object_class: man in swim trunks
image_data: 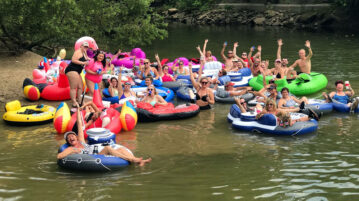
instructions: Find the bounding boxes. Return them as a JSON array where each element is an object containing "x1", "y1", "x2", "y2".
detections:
[
  {"x1": 221, "y1": 42, "x2": 235, "y2": 70},
  {"x1": 288, "y1": 40, "x2": 313, "y2": 74}
]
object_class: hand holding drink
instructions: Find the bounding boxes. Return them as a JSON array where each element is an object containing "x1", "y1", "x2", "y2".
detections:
[{"x1": 345, "y1": 81, "x2": 350, "y2": 89}]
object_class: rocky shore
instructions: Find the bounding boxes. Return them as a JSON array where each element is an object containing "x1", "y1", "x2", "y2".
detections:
[{"x1": 163, "y1": 7, "x2": 339, "y2": 28}]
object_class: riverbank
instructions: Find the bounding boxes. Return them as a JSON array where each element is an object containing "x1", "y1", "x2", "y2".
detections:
[
  {"x1": 0, "y1": 51, "x2": 58, "y2": 112},
  {"x1": 162, "y1": 4, "x2": 347, "y2": 29}
]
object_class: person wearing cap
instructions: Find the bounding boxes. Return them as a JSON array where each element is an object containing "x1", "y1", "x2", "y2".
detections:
[
  {"x1": 155, "y1": 54, "x2": 175, "y2": 82},
  {"x1": 323, "y1": 80, "x2": 358, "y2": 111},
  {"x1": 215, "y1": 81, "x2": 251, "y2": 98},
  {"x1": 288, "y1": 40, "x2": 313, "y2": 74},
  {"x1": 65, "y1": 41, "x2": 90, "y2": 111},
  {"x1": 57, "y1": 105, "x2": 151, "y2": 166},
  {"x1": 138, "y1": 59, "x2": 159, "y2": 80}
]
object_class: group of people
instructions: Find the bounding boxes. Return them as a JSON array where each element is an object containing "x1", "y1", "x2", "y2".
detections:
[{"x1": 61, "y1": 39, "x2": 358, "y2": 166}]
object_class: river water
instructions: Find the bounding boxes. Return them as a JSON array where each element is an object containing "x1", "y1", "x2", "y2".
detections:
[{"x1": 1, "y1": 24, "x2": 359, "y2": 200}]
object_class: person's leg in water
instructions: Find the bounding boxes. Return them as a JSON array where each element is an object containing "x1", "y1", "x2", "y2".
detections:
[
  {"x1": 66, "y1": 71, "x2": 80, "y2": 107},
  {"x1": 99, "y1": 146, "x2": 152, "y2": 166}
]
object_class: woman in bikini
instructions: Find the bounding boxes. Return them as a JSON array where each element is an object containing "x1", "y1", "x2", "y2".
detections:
[
  {"x1": 141, "y1": 85, "x2": 167, "y2": 107},
  {"x1": 173, "y1": 60, "x2": 189, "y2": 79},
  {"x1": 189, "y1": 62, "x2": 215, "y2": 110}
]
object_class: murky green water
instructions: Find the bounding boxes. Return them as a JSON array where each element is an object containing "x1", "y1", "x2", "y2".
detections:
[{"x1": 1, "y1": 24, "x2": 359, "y2": 200}]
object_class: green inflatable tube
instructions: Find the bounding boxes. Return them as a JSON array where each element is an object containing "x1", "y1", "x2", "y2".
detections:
[{"x1": 249, "y1": 72, "x2": 328, "y2": 96}]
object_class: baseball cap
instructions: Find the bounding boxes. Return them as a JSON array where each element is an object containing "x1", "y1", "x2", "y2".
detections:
[
  {"x1": 275, "y1": 59, "x2": 281, "y2": 63},
  {"x1": 64, "y1": 131, "x2": 77, "y2": 140},
  {"x1": 82, "y1": 42, "x2": 89, "y2": 47},
  {"x1": 268, "y1": 85, "x2": 276, "y2": 90},
  {"x1": 225, "y1": 81, "x2": 235, "y2": 86}
]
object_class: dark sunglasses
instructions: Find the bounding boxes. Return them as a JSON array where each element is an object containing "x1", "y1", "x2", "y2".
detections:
[
  {"x1": 144, "y1": 62, "x2": 149, "y2": 64},
  {"x1": 147, "y1": 88, "x2": 154, "y2": 91},
  {"x1": 124, "y1": 83, "x2": 131, "y2": 85},
  {"x1": 179, "y1": 63, "x2": 183, "y2": 65},
  {"x1": 268, "y1": 103, "x2": 274, "y2": 106},
  {"x1": 201, "y1": 82, "x2": 208, "y2": 84},
  {"x1": 240, "y1": 102, "x2": 245, "y2": 105}
]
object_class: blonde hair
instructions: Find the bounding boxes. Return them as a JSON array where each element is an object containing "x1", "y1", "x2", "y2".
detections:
[{"x1": 265, "y1": 99, "x2": 277, "y2": 110}]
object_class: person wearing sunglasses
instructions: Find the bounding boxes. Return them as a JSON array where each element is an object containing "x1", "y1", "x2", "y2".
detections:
[
  {"x1": 58, "y1": 103, "x2": 152, "y2": 166},
  {"x1": 141, "y1": 85, "x2": 167, "y2": 107},
  {"x1": 189, "y1": 62, "x2": 215, "y2": 110},
  {"x1": 138, "y1": 59, "x2": 159, "y2": 80},
  {"x1": 248, "y1": 46, "x2": 262, "y2": 76},
  {"x1": 256, "y1": 99, "x2": 318, "y2": 127},
  {"x1": 173, "y1": 60, "x2": 189, "y2": 78},
  {"x1": 276, "y1": 39, "x2": 297, "y2": 79},
  {"x1": 211, "y1": 69, "x2": 231, "y2": 85},
  {"x1": 117, "y1": 67, "x2": 136, "y2": 102},
  {"x1": 85, "y1": 50, "x2": 106, "y2": 97},
  {"x1": 65, "y1": 41, "x2": 90, "y2": 111},
  {"x1": 155, "y1": 54, "x2": 175, "y2": 82},
  {"x1": 221, "y1": 42, "x2": 237, "y2": 70}
]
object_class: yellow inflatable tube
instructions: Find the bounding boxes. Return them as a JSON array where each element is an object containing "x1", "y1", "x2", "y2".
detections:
[{"x1": 3, "y1": 100, "x2": 56, "y2": 126}]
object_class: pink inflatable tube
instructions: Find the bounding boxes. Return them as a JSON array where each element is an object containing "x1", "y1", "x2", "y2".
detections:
[
  {"x1": 74, "y1": 36, "x2": 98, "y2": 50},
  {"x1": 112, "y1": 57, "x2": 141, "y2": 68},
  {"x1": 130, "y1": 48, "x2": 146, "y2": 59}
]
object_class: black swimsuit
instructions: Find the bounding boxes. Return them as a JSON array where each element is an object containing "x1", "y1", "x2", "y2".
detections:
[
  {"x1": 195, "y1": 93, "x2": 211, "y2": 110},
  {"x1": 65, "y1": 55, "x2": 87, "y2": 74}
]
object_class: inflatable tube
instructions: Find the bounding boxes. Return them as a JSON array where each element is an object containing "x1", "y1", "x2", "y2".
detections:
[
  {"x1": 23, "y1": 85, "x2": 40, "y2": 101},
  {"x1": 136, "y1": 102, "x2": 200, "y2": 122},
  {"x1": 228, "y1": 105, "x2": 318, "y2": 136},
  {"x1": 3, "y1": 100, "x2": 55, "y2": 126},
  {"x1": 74, "y1": 36, "x2": 98, "y2": 50},
  {"x1": 228, "y1": 68, "x2": 252, "y2": 81},
  {"x1": 215, "y1": 92, "x2": 254, "y2": 104},
  {"x1": 102, "y1": 88, "x2": 119, "y2": 104},
  {"x1": 332, "y1": 99, "x2": 359, "y2": 113},
  {"x1": 87, "y1": 128, "x2": 116, "y2": 145},
  {"x1": 112, "y1": 57, "x2": 141, "y2": 68},
  {"x1": 130, "y1": 48, "x2": 146, "y2": 59},
  {"x1": 161, "y1": 79, "x2": 188, "y2": 91},
  {"x1": 134, "y1": 79, "x2": 163, "y2": 87},
  {"x1": 54, "y1": 102, "x2": 71, "y2": 134},
  {"x1": 40, "y1": 62, "x2": 70, "y2": 101},
  {"x1": 306, "y1": 99, "x2": 333, "y2": 115},
  {"x1": 249, "y1": 72, "x2": 328, "y2": 96},
  {"x1": 176, "y1": 86, "x2": 192, "y2": 101},
  {"x1": 57, "y1": 143, "x2": 130, "y2": 172}
]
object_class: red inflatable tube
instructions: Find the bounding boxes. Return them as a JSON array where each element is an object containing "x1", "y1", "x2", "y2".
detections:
[{"x1": 40, "y1": 62, "x2": 70, "y2": 101}]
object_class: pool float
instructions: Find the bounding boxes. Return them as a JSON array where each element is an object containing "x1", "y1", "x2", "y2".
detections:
[
  {"x1": 227, "y1": 104, "x2": 318, "y2": 136},
  {"x1": 134, "y1": 78, "x2": 163, "y2": 87},
  {"x1": 57, "y1": 128, "x2": 130, "y2": 172},
  {"x1": 23, "y1": 85, "x2": 40, "y2": 101},
  {"x1": 214, "y1": 90, "x2": 254, "y2": 103},
  {"x1": 130, "y1": 48, "x2": 146, "y2": 58},
  {"x1": 120, "y1": 101, "x2": 138, "y2": 131},
  {"x1": 228, "y1": 67, "x2": 253, "y2": 82},
  {"x1": 161, "y1": 79, "x2": 189, "y2": 92},
  {"x1": 136, "y1": 102, "x2": 200, "y2": 122},
  {"x1": 202, "y1": 61, "x2": 223, "y2": 77},
  {"x1": 176, "y1": 86, "x2": 192, "y2": 101},
  {"x1": 249, "y1": 72, "x2": 328, "y2": 96},
  {"x1": 53, "y1": 102, "x2": 71, "y2": 134},
  {"x1": 131, "y1": 86, "x2": 174, "y2": 102},
  {"x1": 74, "y1": 36, "x2": 98, "y2": 50},
  {"x1": 332, "y1": 99, "x2": 359, "y2": 113},
  {"x1": 3, "y1": 100, "x2": 55, "y2": 126},
  {"x1": 112, "y1": 57, "x2": 141, "y2": 68}
]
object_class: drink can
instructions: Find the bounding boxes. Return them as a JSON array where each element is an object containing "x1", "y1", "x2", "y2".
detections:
[{"x1": 345, "y1": 81, "x2": 350, "y2": 89}]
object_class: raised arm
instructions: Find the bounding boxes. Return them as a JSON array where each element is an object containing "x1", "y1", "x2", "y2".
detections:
[
  {"x1": 233, "y1": 42, "x2": 238, "y2": 57},
  {"x1": 305, "y1": 40, "x2": 313, "y2": 59},
  {"x1": 155, "y1": 54, "x2": 163, "y2": 77},
  {"x1": 248, "y1": 46, "x2": 254, "y2": 72},
  {"x1": 189, "y1": 63, "x2": 199, "y2": 90},
  {"x1": 202, "y1": 39, "x2": 208, "y2": 56},
  {"x1": 196, "y1": 45, "x2": 205, "y2": 57},
  {"x1": 76, "y1": 106, "x2": 85, "y2": 143},
  {"x1": 118, "y1": 68, "x2": 124, "y2": 97},
  {"x1": 221, "y1": 42, "x2": 227, "y2": 61},
  {"x1": 256, "y1": 45, "x2": 262, "y2": 62},
  {"x1": 277, "y1": 39, "x2": 282, "y2": 59},
  {"x1": 112, "y1": 49, "x2": 121, "y2": 61}
]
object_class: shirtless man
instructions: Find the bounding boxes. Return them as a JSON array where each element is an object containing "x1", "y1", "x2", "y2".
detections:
[
  {"x1": 221, "y1": 42, "x2": 235, "y2": 71},
  {"x1": 288, "y1": 40, "x2": 313, "y2": 74},
  {"x1": 277, "y1": 39, "x2": 297, "y2": 79}
]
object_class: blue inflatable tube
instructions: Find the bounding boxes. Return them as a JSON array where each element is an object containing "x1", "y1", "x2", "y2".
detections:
[
  {"x1": 228, "y1": 68, "x2": 252, "y2": 81},
  {"x1": 57, "y1": 144, "x2": 130, "y2": 172},
  {"x1": 176, "y1": 86, "x2": 192, "y2": 101},
  {"x1": 102, "y1": 88, "x2": 119, "y2": 104},
  {"x1": 134, "y1": 79, "x2": 163, "y2": 87},
  {"x1": 332, "y1": 99, "x2": 359, "y2": 113},
  {"x1": 306, "y1": 99, "x2": 333, "y2": 115}
]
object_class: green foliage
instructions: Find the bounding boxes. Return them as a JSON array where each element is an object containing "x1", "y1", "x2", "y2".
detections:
[
  {"x1": 0, "y1": 0, "x2": 167, "y2": 54},
  {"x1": 152, "y1": 0, "x2": 218, "y2": 12}
]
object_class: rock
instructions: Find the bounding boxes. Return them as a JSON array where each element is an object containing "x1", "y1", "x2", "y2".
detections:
[
  {"x1": 297, "y1": 12, "x2": 317, "y2": 24},
  {"x1": 265, "y1": 10, "x2": 278, "y2": 17},
  {"x1": 168, "y1": 8, "x2": 178, "y2": 15},
  {"x1": 253, "y1": 17, "x2": 266, "y2": 25}
]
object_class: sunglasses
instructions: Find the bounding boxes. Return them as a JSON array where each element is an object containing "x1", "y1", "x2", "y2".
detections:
[
  {"x1": 179, "y1": 63, "x2": 183, "y2": 65},
  {"x1": 268, "y1": 104, "x2": 274, "y2": 106},
  {"x1": 144, "y1": 62, "x2": 149, "y2": 64},
  {"x1": 242, "y1": 54, "x2": 247, "y2": 56},
  {"x1": 147, "y1": 88, "x2": 154, "y2": 91},
  {"x1": 240, "y1": 102, "x2": 245, "y2": 105},
  {"x1": 201, "y1": 82, "x2": 208, "y2": 84},
  {"x1": 124, "y1": 83, "x2": 131, "y2": 85}
]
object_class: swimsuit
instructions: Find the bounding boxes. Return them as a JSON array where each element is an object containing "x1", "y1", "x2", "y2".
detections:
[
  {"x1": 284, "y1": 98, "x2": 296, "y2": 107},
  {"x1": 175, "y1": 69, "x2": 187, "y2": 76},
  {"x1": 195, "y1": 92, "x2": 211, "y2": 110},
  {"x1": 162, "y1": 74, "x2": 173, "y2": 82},
  {"x1": 333, "y1": 93, "x2": 349, "y2": 104},
  {"x1": 150, "y1": 100, "x2": 156, "y2": 106},
  {"x1": 65, "y1": 55, "x2": 86, "y2": 74}
]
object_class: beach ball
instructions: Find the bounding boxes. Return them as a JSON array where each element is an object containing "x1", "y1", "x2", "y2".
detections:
[
  {"x1": 120, "y1": 101, "x2": 138, "y2": 131},
  {"x1": 54, "y1": 102, "x2": 71, "y2": 134},
  {"x1": 59, "y1": 49, "x2": 66, "y2": 59},
  {"x1": 23, "y1": 85, "x2": 40, "y2": 101}
]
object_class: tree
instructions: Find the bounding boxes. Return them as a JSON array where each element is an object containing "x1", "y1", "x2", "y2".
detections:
[{"x1": 0, "y1": 0, "x2": 167, "y2": 55}]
